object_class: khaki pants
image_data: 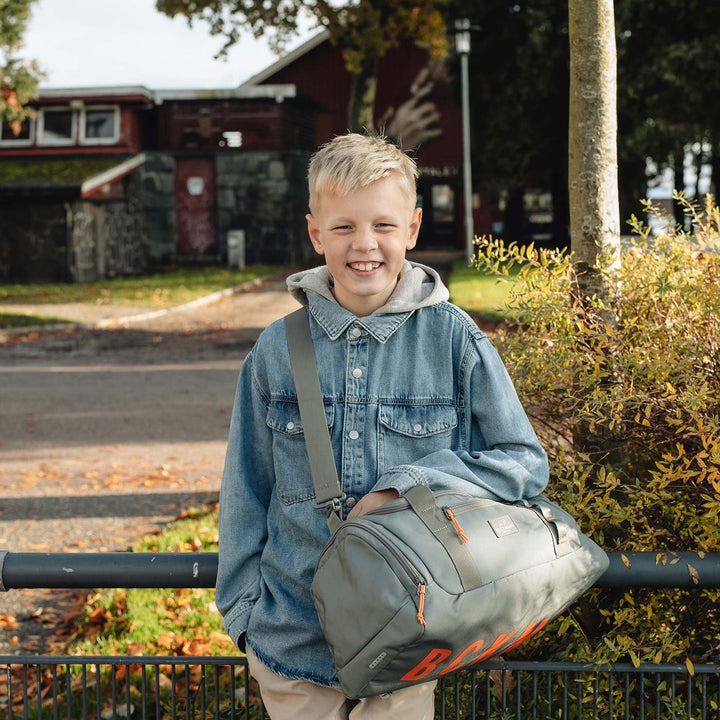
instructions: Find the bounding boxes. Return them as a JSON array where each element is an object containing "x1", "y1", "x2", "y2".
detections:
[{"x1": 246, "y1": 646, "x2": 436, "y2": 720}]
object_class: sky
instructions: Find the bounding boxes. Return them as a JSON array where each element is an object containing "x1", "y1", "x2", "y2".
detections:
[{"x1": 23, "y1": 0, "x2": 317, "y2": 89}]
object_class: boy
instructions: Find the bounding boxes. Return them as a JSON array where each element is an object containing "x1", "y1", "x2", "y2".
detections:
[{"x1": 216, "y1": 133, "x2": 549, "y2": 719}]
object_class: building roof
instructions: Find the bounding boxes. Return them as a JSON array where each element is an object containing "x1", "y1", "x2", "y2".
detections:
[
  {"x1": 34, "y1": 85, "x2": 297, "y2": 105},
  {"x1": 240, "y1": 30, "x2": 330, "y2": 87},
  {"x1": 37, "y1": 87, "x2": 154, "y2": 103},
  {"x1": 153, "y1": 85, "x2": 297, "y2": 103},
  {"x1": 0, "y1": 154, "x2": 145, "y2": 197}
]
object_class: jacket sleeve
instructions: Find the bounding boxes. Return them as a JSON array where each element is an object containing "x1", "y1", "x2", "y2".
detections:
[
  {"x1": 215, "y1": 349, "x2": 274, "y2": 649},
  {"x1": 373, "y1": 335, "x2": 549, "y2": 502}
]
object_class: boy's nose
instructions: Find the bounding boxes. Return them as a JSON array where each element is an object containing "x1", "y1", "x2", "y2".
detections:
[{"x1": 352, "y1": 228, "x2": 378, "y2": 252}]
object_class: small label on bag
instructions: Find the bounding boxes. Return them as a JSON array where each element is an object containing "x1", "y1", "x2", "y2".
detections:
[
  {"x1": 369, "y1": 651, "x2": 387, "y2": 669},
  {"x1": 489, "y1": 515, "x2": 518, "y2": 538}
]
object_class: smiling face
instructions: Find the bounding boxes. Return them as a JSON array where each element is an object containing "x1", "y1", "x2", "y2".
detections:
[{"x1": 306, "y1": 175, "x2": 422, "y2": 317}]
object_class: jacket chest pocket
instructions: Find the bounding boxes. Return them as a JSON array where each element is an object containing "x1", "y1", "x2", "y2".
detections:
[
  {"x1": 378, "y1": 404, "x2": 458, "y2": 475},
  {"x1": 266, "y1": 401, "x2": 335, "y2": 505}
]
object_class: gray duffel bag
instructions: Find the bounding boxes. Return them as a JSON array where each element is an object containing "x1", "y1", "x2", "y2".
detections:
[
  {"x1": 285, "y1": 308, "x2": 609, "y2": 699},
  {"x1": 312, "y1": 484, "x2": 609, "y2": 698}
]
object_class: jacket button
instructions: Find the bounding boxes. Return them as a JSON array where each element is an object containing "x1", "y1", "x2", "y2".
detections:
[
  {"x1": 352, "y1": 368, "x2": 362, "y2": 378},
  {"x1": 286, "y1": 422, "x2": 295, "y2": 431},
  {"x1": 346, "y1": 497, "x2": 357, "y2": 508},
  {"x1": 348, "y1": 430, "x2": 359, "y2": 440},
  {"x1": 413, "y1": 423, "x2": 423, "y2": 433}
]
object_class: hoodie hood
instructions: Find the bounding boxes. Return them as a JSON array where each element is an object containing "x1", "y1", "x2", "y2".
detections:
[{"x1": 286, "y1": 260, "x2": 449, "y2": 315}]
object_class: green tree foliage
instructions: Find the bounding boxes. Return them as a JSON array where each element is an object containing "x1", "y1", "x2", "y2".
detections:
[
  {"x1": 474, "y1": 196, "x2": 720, "y2": 668},
  {"x1": 616, "y1": 1, "x2": 720, "y2": 224},
  {"x1": 450, "y1": 0, "x2": 720, "y2": 235},
  {"x1": 0, "y1": 0, "x2": 42, "y2": 129},
  {"x1": 446, "y1": 0, "x2": 571, "y2": 245},
  {"x1": 155, "y1": 0, "x2": 449, "y2": 132}
]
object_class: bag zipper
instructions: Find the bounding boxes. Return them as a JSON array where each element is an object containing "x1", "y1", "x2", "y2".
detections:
[
  {"x1": 366, "y1": 492, "x2": 497, "y2": 517},
  {"x1": 341, "y1": 520, "x2": 427, "y2": 625}
]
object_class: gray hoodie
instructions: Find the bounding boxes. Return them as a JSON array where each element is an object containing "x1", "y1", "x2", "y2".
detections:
[{"x1": 286, "y1": 260, "x2": 450, "y2": 315}]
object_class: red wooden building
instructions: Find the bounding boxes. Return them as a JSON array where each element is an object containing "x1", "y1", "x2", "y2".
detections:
[{"x1": 0, "y1": 31, "x2": 476, "y2": 282}]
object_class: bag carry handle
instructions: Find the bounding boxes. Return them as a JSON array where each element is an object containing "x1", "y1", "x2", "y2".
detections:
[
  {"x1": 285, "y1": 308, "x2": 484, "y2": 588},
  {"x1": 404, "y1": 484, "x2": 483, "y2": 590}
]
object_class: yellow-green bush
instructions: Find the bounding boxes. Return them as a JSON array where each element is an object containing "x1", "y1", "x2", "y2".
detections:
[{"x1": 474, "y1": 197, "x2": 720, "y2": 666}]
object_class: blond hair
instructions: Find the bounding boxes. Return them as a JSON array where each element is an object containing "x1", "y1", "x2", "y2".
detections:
[{"x1": 307, "y1": 133, "x2": 418, "y2": 215}]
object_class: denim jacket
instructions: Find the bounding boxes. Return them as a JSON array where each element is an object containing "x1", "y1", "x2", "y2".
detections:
[{"x1": 215, "y1": 261, "x2": 549, "y2": 687}]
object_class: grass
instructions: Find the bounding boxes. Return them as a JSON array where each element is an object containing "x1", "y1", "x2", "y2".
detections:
[
  {"x1": 0, "y1": 265, "x2": 283, "y2": 308},
  {"x1": 0, "y1": 312, "x2": 75, "y2": 329},
  {"x1": 68, "y1": 504, "x2": 235, "y2": 658},
  {"x1": 447, "y1": 258, "x2": 516, "y2": 320}
]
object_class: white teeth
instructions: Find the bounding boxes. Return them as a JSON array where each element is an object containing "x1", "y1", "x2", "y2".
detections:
[{"x1": 350, "y1": 262, "x2": 381, "y2": 271}]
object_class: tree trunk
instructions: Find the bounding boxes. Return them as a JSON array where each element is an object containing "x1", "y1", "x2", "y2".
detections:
[
  {"x1": 568, "y1": 0, "x2": 621, "y2": 320},
  {"x1": 346, "y1": 47, "x2": 378, "y2": 133},
  {"x1": 568, "y1": 0, "x2": 624, "y2": 470},
  {"x1": 673, "y1": 147, "x2": 687, "y2": 230}
]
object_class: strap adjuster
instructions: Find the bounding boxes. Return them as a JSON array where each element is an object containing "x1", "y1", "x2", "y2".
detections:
[{"x1": 314, "y1": 494, "x2": 346, "y2": 514}]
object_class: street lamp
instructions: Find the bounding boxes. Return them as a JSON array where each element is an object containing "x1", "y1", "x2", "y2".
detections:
[{"x1": 455, "y1": 18, "x2": 474, "y2": 266}]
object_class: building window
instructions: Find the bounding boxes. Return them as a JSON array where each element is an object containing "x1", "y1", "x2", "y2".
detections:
[
  {"x1": 38, "y1": 107, "x2": 76, "y2": 145},
  {"x1": 0, "y1": 116, "x2": 34, "y2": 146},
  {"x1": 81, "y1": 106, "x2": 119, "y2": 144}
]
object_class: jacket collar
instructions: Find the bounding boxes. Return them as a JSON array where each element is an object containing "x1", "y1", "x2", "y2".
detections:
[
  {"x1": 286, "y1": 260, "x2": 449, "y2": 343},
  {"x1": 307, "y1": 292, "x2": 412, "y2": 343}
]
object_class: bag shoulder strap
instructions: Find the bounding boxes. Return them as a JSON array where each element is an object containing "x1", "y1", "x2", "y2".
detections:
[{"x1": 285, "y1": 308, "x2": 343, "y2": 532}]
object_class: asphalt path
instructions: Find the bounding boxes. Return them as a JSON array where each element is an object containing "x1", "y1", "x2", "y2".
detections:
[
  {"x1": 0, "y1": 276, "x2": 300, "y2": 654},
  {"x1": 0, "y1": 252, "x2": 458, "y2": 655}
]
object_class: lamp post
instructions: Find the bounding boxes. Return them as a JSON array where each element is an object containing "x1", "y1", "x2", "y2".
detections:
[{"x1": 455, "y1": 18, "x2": 474, "y2": 266}]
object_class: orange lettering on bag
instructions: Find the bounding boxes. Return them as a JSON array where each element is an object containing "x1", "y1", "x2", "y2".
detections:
[
  {"x1": 501, "y1": 617, "x2": 551, "y2": 654},
  {"x1": 400, "y1": 648, "x2": 453, "y2": 682},
  {"x1": 469, "y1": 630, "x2": 519, "y2": 665},
  {"x1": 400, "y1": 617, "x2": 554, "y2": 682},
  {"x1": 439, "y1": 640, "x2": 485, "y2": 675}
]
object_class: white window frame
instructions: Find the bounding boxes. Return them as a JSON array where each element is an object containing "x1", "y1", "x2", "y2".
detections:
[
  {"x1": 80, "y1": 105, "x2": 120, "y2": 146},
  {"x1": 37, "y1": 106, "x2": 77, "y2": 146},
  {"x1": 0, "y1": 116, "x2": 35, "y2": 146}
]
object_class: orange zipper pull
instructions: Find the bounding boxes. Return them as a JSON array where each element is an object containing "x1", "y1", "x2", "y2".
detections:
[
  {"x1": 416, "y1": 584, "x2": 427, "y2": 626},
  {"x1": 444, "y1": 507, "x2": 470, "y2": 543}
]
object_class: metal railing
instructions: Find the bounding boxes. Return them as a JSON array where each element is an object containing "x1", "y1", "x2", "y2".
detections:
[
  {"x1": 3, "y1": 550, "x2": 720, "y2": 590},
  {"x1": 4, "y1": 655, "x2": 720, "y2": 719},
  {"x1": 2, "y1": 551, "x2": 720, "y2": 719}
]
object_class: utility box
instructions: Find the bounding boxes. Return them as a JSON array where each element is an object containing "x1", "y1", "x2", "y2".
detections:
[{"x1": 227, "y1": 229, "x2": 246, "y2": 269}]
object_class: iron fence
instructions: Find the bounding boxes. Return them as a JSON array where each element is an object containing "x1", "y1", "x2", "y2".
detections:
[
  {"x1": 3, "y1": 656, "x2": 720, "y2": 720},
  {"x1": 2, "y1": 551, "x2": 720, "y2": 719}
]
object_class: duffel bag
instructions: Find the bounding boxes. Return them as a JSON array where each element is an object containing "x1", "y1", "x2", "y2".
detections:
[{"x1": 311, "y1": 484, "x2": 608, "y2": 698}]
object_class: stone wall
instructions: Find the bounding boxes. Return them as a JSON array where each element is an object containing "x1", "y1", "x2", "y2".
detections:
[
  {"x1": 139, "y1": 153, "x2": 176, "y2": 266},
  {"x1": 0, "y1": 149, "x2": 315, "y2": 283},
  {"x1": 69, "y1": 173, "x2": 148, "y2": 282},
  {"x1": 216, "y1": 150, "x2": 314, "y2": 267}
]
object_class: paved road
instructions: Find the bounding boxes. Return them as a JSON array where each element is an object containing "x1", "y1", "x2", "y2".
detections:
[
  {"x1": 0, "y1": 252, "x2": 459, "y2": 655},
  {"x1": 0, "y1": 276, "x2": 301, "y2": 654}
]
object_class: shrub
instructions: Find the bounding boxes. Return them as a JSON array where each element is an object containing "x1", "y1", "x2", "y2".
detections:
[{"x1": 473, "y1": 195, "x2": 720, "y2": 667}]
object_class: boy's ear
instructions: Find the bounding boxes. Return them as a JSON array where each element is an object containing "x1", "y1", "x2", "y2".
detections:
[
  {"x1": 306, "y1": 214, "x2": 325, "y2": 255},
  {"x1": 406, "y1": 207, "x2": 422, "y2": 250}
]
